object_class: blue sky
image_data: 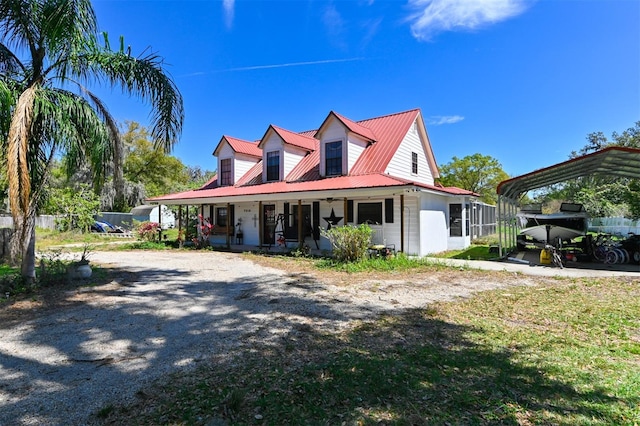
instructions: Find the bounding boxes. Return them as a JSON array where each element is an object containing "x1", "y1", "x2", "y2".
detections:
[{"x1": 92, "y1": 0, "x2": 639, "y2": 178}]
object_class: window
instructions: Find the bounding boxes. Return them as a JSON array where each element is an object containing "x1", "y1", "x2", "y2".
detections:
[
  {"x1": 220, "y1": 158, "x2": 232, "y2": 186},
  {"x1": 216, "y1": 207, "x2": 228, "y2": 228},
  {"x1": 411, "y1": 152, "x2": 418, "y2": 174},
  {"x1": 266, "y1": 151, "x2": 280, "y2": 181},
  {"x1": 357, "y1": 202, "x2": 382, "y2": 225},
  {"x1": 325, "y1": 141, "x2": 342, "y2": 176},
  {"x1": 449, "y1": 204, "x2": 462, "y2": 237}
]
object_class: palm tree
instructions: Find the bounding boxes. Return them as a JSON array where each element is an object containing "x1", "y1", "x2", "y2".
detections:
[{"x1": 0, "y1": 0, "x2": 184, "y2": 280}]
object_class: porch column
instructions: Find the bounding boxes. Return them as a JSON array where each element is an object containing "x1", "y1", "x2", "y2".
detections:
[
  {"x1": 158, "y1": 205, "x2": 163, "y2": 241},
  {"x1": 258, "y1": 201, "x2": 263, "y2": 247},
  {"x1": 178, "y1": 205, "x2": 183, "y2": 248},
  {"x1": 343, "y1": 197, "x2": 348, "y2": 225},
  {"x1": 226, "y1": 202, "x2": 231, "y2": 249},
  {"x1": 400, "y1": 194, "x2": 405, "y2": 253},
  {"x1": 297, "y1": 199, "x2": 303, "y2": 247}
]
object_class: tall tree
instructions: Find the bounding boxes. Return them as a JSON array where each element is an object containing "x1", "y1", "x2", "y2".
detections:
[
  {"x1": 535, "y1": 122, "x2": 640, "y2": 218},
  {"x1": 437, "y1": 153, "x2": 509, "y2": 204},
  {"x1": 121, "y1": 121, "x2": 192, "y2": 199},
  {"x1": 0, "y1": 0, "x2": 184, "y2": 280}
]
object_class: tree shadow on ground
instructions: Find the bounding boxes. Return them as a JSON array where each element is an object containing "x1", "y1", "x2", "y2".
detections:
[
  {"x1": 101, "y1": 309, "x2": 633, "y2": 425},
  {"x1": 0, "y1": 261, "x2": 373, "y2": 425}
]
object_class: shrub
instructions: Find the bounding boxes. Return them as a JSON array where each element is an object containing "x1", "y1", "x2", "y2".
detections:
[
  {"x1": 322, "y1": 224, "x2": 372, "y2": 262},
  {"x1": 137, "y1": 221, "x2": 160, "y2": 241}
]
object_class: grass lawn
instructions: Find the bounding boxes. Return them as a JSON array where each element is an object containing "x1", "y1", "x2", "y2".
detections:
[{"x1": 100, "y1": 274, "x2": 640, "y2": 425}]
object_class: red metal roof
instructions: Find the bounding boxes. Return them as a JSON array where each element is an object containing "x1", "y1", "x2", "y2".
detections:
[
  {"x1": 315, "y1": 111, "x2": 377, "y2": 142},
  {"x1": 350, "y1": 109, "x2": 421, "y2": 175},
  {"x1": 235, "y1": 160, "x2": 264, "y2": 187},
  {"x1": 151, "y1": 172, "x2": 474, "y2": 203},
  {"x1": 213, "y1": 135, "x2": 262, "y2": 158},
  {"x1": 258, "y1": 125, "x2": 317, "y2": 152},
  {"x1": 149, "y1": 108, "x2": 473, "y2": 204}
]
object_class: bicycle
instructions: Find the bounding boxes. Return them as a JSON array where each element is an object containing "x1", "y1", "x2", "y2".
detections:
[{"x1": 544, "y1": 244, "x2": 565, "y2": 268}]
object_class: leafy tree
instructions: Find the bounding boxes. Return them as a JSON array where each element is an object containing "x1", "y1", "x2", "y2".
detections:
[
  {"x1": 43, "y1": 184, "x2": 100, "y2": 232},
  {"x1": 437, "y1": 153, "x2": 508, "y2": 204},
  {"x1": 122, "y1": 122, "x2": 191, "y2": 199},
  {"x1": 536, "y1": 122, "x2": 640, "y2": 219},
  {"x1": 0, "y1": 0, "x2": 184, "y2": 280}
]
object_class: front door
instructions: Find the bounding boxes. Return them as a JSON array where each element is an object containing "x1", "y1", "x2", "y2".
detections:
[{"x1": 263, "y1": 204, "x2": 276, "y2": 244}]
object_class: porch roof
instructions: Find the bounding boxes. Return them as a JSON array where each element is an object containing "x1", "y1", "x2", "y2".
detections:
[{"x1": 149, "y1": 173, "x2": 476, "y2": 205}]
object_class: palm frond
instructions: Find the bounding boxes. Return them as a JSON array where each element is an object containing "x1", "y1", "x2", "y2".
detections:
[
  {"x1": 0, "y1": 41, "x2": 25, "y2": 77},
  {"x1": 0, "y1": 0, "x2": 40, "y2": 54},
  {"x1": 7, "y1": 84, "x2": 36, "y2": 217},
  {"x1": 33, "y1": 87, "x2": 111, "y2": 187},
  {"x1": 80, "y1": 43, "x2": 184, "y2": 152}
]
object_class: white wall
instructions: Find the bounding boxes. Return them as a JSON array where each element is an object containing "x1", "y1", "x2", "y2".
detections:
[
  {"x1": 385, "y1": 119, "x2": 434, "y2": 185},
  {"x1": 234, "y1": 154, "x2": 259, "y2": 184},
  {"x1": 261, "y1": 133, "x2": 283, "y2": 182},
  {"x1": 283, "y1": 145, "x2": 307, "y2": 179},
  {"x1": 317, "y1": 117, "x2": 347, "y2": 177},
  {"x1": 346, "y1": 134, "x2": 368, "y2": 173},
  {"x1": 420, "y1": 210, "x2": 449, "y2": 255}
]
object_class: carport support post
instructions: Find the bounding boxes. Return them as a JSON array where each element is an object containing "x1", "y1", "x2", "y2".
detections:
[{"x1": 497, "y1": 195, "x2": 503, "y2": 257}]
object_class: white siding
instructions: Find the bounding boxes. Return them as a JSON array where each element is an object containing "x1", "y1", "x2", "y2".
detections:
[
  {"x1": 283, "y1": 145, "x2": 307, "y2": 179},
  {"x1": 216, "y1": 143, "x2": 234, "y2": 159},
  {"x1": 385, "y1": 119, "x2": 434, "y2": 185},
  {"x1": 318, "y1": 117, "x2": 347, "y2": 177},
  {"x1": 420, "y1": 210, "x2": 448, "y2": 255},
  {"x1": 234, "y1": 154, "x2": 259, "y2": 183},
  {"x1": 215, "y1": 143, "x2": 259, "y2": 186},
  {"x1": 261, "y1": 133, "x2": 283, "y2": 182},
  {"x1": 347, "y1": 134, "x2": 367, "y2": 173}
]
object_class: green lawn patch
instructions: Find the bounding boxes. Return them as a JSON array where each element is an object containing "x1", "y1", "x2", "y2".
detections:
[{"x1": 98, "y1": 277, "x2": 640, "y2": 425}]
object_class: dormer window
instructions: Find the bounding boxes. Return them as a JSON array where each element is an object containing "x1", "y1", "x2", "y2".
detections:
[
  {"x1": 220, "y1": 158, "x2": 232, "y2": 186},
  {"x1": 325, "y1": 141, "x2": 342, "y2": 176},
  {"x1": 266, "y1": 151, "x2": 280, "y2": 181}
]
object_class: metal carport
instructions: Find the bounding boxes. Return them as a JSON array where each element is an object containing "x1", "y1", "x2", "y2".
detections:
[{"x1": 495, "y1": 147, "x2": 640, "y2": 256}]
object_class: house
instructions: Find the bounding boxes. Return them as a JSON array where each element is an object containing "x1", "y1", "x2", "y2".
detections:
[{"x1": 149, "y1": 108, "x2": 496, "y2": 255}]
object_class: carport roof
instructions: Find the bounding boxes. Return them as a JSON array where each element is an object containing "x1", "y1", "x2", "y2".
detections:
[{"x1": 497, "y1": 147, "x2": 640, "y2": 200}]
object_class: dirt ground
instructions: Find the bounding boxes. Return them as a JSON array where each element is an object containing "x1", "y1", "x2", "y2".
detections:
[{"x1": 0, "y1": 250, "x2": 623, "y2": 425}]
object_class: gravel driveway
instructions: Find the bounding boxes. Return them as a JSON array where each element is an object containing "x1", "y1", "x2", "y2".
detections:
[{"x1": 0, "y1": 250, "x2": 538, "y2": 425}]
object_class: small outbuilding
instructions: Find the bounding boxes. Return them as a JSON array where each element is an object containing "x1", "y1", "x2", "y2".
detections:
[{"x1": 130, "y1": 204, "x2": 175, "y2": 229}]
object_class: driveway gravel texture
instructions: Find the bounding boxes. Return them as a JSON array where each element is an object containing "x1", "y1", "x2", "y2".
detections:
[{"x1": 0, "y1": 250, "x2": 547, "y2": 425}]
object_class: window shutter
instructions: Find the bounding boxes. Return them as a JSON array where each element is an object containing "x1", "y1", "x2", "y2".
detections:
[
  {"x1": 385, "y1": 198, "x2": 394, "y2": 223},
  {"x1": 347, "y1": 200, "x2": 354, "y2": 223}
]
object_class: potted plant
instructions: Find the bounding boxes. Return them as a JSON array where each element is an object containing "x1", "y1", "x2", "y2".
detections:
[{"x1": 68, "y1": 244, "x2": 93, "y2": 279}]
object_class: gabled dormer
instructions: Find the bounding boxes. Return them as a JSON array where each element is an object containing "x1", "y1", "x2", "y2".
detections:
[
  {"x1": 314, "y1": 111, "x2": 376, "y2": 178},
  {"x1": 212, "y1": 136, "x2": 262, "y2": 186},
  {"x1": 258, "y1": 125, "x2": 316, "y2": 182}
]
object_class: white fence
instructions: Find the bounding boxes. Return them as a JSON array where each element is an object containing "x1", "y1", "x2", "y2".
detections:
[
  {"x1": 0, "y1": 212, "x2": 134, "y2": 231},
  {"x1": 588, "y1": 217, "x2": 640, "y2": 236},
  {"x1": 0, "y1": 215, "x2": 58, "y2": 230}
]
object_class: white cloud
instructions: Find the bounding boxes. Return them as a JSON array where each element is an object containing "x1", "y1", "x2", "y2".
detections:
[
  {"x1": 223, "y1": 0, "x2": 235, "y2": 30},
  {"x1": 407, "y1": 0, "x2": 531, "y2": 41},
  {"x1": 426, "y1": 115, "x2": 465, "y2": 125},
  {"x1": 323, "y1": 3, "x2": 347, "y2": 49}
]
